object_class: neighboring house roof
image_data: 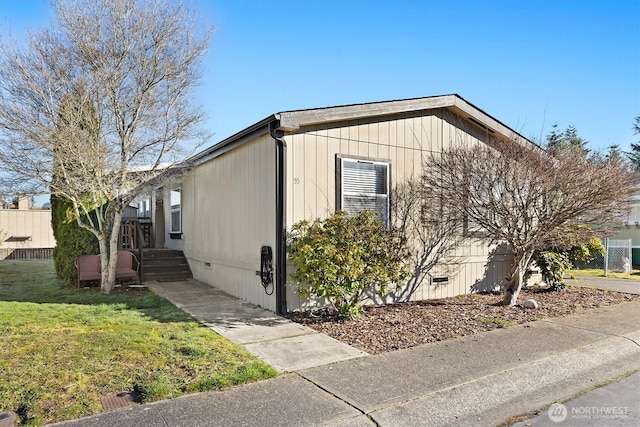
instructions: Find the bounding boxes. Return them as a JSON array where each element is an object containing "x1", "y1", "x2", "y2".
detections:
[{"x1": 188, "y1": 94, "x2": 537, "y2": 166}]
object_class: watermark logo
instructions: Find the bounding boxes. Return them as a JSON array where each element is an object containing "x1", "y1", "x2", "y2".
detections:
[
  {"x1": 548, "y1": 403, "x2": 568, "y2": 423},
  {"x1": 548, "y1": 403, "x2": 630, "y2": 423}
]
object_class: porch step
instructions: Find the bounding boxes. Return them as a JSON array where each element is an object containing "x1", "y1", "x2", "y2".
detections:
[{"x1": 141, "y1": 249, "x2": 192, "y2": 282}]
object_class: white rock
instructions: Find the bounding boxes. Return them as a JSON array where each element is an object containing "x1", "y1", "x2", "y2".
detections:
[{"x1": 524, "y1": 299, "x2": 539, "y2": 309}]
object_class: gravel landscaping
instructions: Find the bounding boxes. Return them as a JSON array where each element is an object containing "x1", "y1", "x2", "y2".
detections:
[{"x1": 288, "y1": 286, "x2": 640, "y2": 354}]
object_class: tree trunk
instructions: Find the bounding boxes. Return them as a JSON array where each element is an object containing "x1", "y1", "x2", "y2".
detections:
[
  {"x1": 503, "y1": 250, "x2": 533, "y2": 306},
  {"x1": 100, "y1": 209, "x2": 123, "y2": 294},
  {"x1": 98, "y1": 238, "x2": 110, "y2": 294},
  {"x1": 101, "y1": 247, "x2": 118, "y2": 295},
  {"x1": 503, "y1": 270, "x2": 524, "y2": 306}
]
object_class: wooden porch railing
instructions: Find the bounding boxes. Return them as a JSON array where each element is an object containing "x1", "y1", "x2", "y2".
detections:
[{"x1": 119, "y1": 218, "x2": 153, "y2": 281}]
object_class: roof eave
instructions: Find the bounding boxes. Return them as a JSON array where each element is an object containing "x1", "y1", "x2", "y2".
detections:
[
  {"x1": 276, "y1": 94, "x2": 458, "y2": 132},
  {"x1": 184, "y1": 94, "x2": 537, "y2": 170},
  {"x1": 274, "y1": 94, "x2": 535, "y2": 147}
]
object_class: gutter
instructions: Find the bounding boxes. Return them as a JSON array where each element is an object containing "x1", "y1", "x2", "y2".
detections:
[
  {"x1": 188, "y1": 116, "x2": 275, "y2": 165},
  {"x1": 269, "y1": 121, "x2": 287, "y2": 316}
]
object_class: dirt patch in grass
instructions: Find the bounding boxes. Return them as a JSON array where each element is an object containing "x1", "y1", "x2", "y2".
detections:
[{"x1": 288, "y1": 286, "x2": 640, "y2": 355}]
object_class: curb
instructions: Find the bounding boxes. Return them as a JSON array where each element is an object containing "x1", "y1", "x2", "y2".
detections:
[{"x1": 367, "y1": 333, "x2": 640, "y2": 426}]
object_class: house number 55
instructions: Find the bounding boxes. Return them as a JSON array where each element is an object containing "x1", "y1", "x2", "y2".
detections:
[{"x1": 293, "y1": 178, "x2": 300, "y2": 184}]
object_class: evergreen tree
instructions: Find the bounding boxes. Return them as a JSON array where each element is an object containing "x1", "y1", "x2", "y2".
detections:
[
  {"x1": 50, "y1": 90, "x2": 101, "y2": 285},
  {"x1": 51, "y1": 195, "x2": 99, "y2": 285},
  {"x1": 606, "y1": 144, "x2": 623, "y2": 161},
  {"x1": 545, "y1": 124, "x2": 589, "y2": 155},
  {"x1": 628, "y1": 117, "x2": 640, "y2": 170}
]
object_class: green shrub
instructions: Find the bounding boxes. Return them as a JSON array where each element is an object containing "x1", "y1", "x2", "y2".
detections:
[
  {"x1": 51, "y1": 195, "x2": 99, "y2": 285},
  {"x1": 533, "y1": 250, "x2": 572, "y2": 291},
  {"x1": 533, "y1": 238, "x2": 605, "y2": 291},
  {"x1": 288, "y1": 210, "x2": 410, "y2": 318}
]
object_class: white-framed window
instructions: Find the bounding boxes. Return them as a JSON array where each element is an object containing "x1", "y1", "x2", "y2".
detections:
[
  {"x1": 337, "y1": 156, "x2": 390, "y2": 226},
  {"x1": 170, "y1": 187, "x2": 181, "y2": 233}
]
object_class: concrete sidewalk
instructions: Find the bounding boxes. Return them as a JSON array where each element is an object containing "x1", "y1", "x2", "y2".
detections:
[
  {"x1": 570, "y1": 275, "x2": 640, "y2": 295},
  {"x1": 146, "y1": 280, "x2": 367, "y2": 372},
  {"x1": 48, "y1": 280, "x2": 640, "y2": 427}
]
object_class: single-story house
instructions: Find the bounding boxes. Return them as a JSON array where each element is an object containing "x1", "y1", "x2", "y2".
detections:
[{"x1": 150, "y1": 94, "x2": 538, "y2": 314}]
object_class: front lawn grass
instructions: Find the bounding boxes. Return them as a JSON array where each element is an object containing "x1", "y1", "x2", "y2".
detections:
[
  {"x1": 0, "y1": 260, "x2": 278, "y2": 426},
  {"x1": 567, "y1": 268, "x2": 640, "y2": 281}
]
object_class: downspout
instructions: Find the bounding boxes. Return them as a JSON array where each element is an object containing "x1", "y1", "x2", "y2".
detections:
[{"x1": 269, "y1": 121, "x2": 287, "y2": 315}]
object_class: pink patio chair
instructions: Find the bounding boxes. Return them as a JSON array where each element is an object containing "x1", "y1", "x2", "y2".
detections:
[
  {"x1": 75, "y1": 254, "x2": 101, "y2": 289},
  {"x1": 115, "y1": 251, "x2": 140, "y2": 286}
]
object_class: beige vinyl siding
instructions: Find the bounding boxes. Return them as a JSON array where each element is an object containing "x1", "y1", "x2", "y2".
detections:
[
  {"x1": 284, "y1": 108, "x2": 513, "y2": 311},
  {"x1": 178, "y1": 133, "x2": 277, "y2": 311},
  {"x1": 0, "y1": 209, "x2": 55, "y2": 260}
]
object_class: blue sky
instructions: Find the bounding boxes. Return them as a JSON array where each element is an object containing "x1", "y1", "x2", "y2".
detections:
[{"x1": 1, "y1": 0, "x2": 639, "y2": 155}]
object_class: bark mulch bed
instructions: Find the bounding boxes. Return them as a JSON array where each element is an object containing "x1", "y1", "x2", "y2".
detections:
[{"x1": 287, "y1": 286, "x2": 640, "y2": 355}]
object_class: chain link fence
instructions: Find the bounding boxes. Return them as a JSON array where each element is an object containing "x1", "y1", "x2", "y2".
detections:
[{"x1": 572, "y1": 238, "x2": 632, "y2": 275}]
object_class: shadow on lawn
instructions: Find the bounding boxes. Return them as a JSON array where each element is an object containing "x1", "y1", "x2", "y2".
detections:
[{"x1": 0, "y1": 259, "x2": 195, "y2": 324}]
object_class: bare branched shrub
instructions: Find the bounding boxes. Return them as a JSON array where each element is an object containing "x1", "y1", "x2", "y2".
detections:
[
  {"x1": 422, "y1": 139, "x2": 637, "y2": 306},
  {"x1": 391, "y1": 178, "x2": 463, "y2": 298}
]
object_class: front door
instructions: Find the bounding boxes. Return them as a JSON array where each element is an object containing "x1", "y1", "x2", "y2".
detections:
[{"x1": 154, "y1": 192, "x2": 165, "y2": 248}]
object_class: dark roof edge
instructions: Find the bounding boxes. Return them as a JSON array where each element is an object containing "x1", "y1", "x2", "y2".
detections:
[{"x1": 186, "y1": 115, "x2": 278, "y2": 165}]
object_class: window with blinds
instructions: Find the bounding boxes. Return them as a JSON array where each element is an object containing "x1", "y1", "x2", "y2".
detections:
[{"x1": 339, "y1": 158, "x2": 390, "y2": 226}]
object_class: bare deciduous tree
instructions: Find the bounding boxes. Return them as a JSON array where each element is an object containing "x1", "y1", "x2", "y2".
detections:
[
  {"x1": 0, "y1": 0, "x2": 213, "y2": 293},
  {"x1": 391, "y1": 178, "x2": 463, "y2": 298},
  {"x1": 422, "y1": 139, "x2": 637, "y2": 306}
]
